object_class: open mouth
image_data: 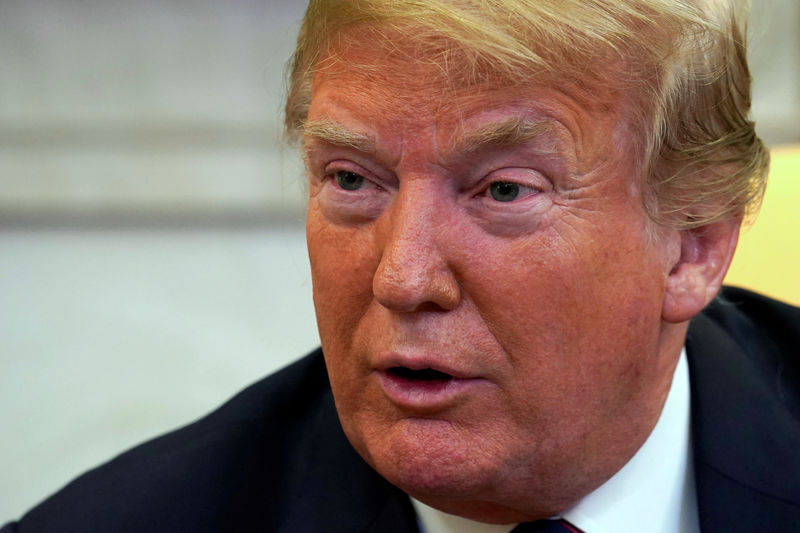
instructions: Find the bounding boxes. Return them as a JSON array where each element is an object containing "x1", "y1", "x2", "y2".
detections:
[
  {"x1": 377, "y1": 364, "x2": 481, "y2": 409},
  {"x1": 387, "y1": 367, "x2": 454, "y2": 382}
]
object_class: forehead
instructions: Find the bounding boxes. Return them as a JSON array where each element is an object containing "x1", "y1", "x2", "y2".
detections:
[
  {"x1": 312, "y1": 28, "x2": 623, "y2": 129},
  {"x1": 313, "y1": 27, "x2": 622, "y2": 109},
  {"x1": 311, "y1": 41, "x2": 459, "y2": 128},
  {"x1": 307, "y1": 35, "x2": 631, "y2": 173}
]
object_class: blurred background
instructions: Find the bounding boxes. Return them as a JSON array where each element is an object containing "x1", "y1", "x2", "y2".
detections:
[{"x1": 1, "y1": 0, "x2": 798, "y2": 520}]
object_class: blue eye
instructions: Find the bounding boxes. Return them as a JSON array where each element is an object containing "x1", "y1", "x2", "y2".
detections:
[
  {"x1": 335, "y1": 170, "x2": 365, "y2": 191},
  {"x1": 489, "y1": 181, "x2": 520, "y2": 202}
]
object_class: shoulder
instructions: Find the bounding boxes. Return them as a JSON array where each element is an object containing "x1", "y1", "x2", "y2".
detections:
[
  {"x1": 689, "y1": 286, "x2": 800, "y2": 422},
  {"x1": 696, "y1": 286, "x2": 800, "y2": 354},
  {"x1": 687, "y1": 287, "x2": 800, "y2": 531},
  {"x1": 689, "y1": 286, "x2": 800, "y2": 412},
  {"x1": 5, "y1": 350, "x2": 335, "y2": 532}
]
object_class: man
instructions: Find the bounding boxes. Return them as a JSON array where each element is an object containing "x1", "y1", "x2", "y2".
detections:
[{"x1": 3, "y1": 0, "x2": 799, "y2": 532}]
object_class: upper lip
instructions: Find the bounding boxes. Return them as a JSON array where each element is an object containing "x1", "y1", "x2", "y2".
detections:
[{"x1": 373, "y1": 352, "x2": 479, "y2": 380}]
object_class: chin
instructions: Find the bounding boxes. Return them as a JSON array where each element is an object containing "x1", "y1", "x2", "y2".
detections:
[
  {"x1": 351, "y1": 416, "x2": 507, "y2": 499},
  {"x1": 343, "y1": 414, "x2": 594, "y2": 522},
  {"x1": 371, "y1": 437, "x2": 555, "y2": 523}
]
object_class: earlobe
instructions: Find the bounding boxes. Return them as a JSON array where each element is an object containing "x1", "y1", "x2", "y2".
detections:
[{"x1": 662, "y1": 219, "x2": 741, "y2": 323}]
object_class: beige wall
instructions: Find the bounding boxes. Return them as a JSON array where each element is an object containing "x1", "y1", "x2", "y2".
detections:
[
  {"x1": 749, "y1": 0, "x2": 800, "y2": 146},
  {"x1": 0, "y1": 0, "x2": 306, "y2": 220}
]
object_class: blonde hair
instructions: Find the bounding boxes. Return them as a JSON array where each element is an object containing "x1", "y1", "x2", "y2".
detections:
[{"x1": 284, "y1": 0, "x2": 768, "y2": 229}]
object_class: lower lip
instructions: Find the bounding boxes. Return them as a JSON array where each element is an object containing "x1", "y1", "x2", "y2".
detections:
[{"x1": 375, "y1": 370, "x2": 486, "y2": 411}]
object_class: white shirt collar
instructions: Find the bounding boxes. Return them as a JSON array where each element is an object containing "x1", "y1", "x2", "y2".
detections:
[{"x1": 412, "y1": 348, "x2": 698, "y2": 533}]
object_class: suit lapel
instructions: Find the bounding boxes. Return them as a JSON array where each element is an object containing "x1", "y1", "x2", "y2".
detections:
[
  {"x1": 687, "y1": 296, "x2": 800, "y2": 531},
  {"x1": 277, "y1": 384, "x2": 419, "y2": 533}
]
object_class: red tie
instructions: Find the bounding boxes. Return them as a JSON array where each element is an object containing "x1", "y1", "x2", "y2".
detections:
[{"x1": 510, "y1": 518, "x2": 584, "y2": 533}]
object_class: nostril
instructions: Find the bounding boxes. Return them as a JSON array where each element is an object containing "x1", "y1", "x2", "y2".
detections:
[
  {"x1": 372, "y1": 242, "x2": 462, "y2": 313},
  {"x1": 388, "y1": 367, "x2": 453, "y2": 381}
]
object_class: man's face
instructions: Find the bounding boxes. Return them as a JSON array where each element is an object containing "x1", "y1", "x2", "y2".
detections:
[{"x1": 304, "y1": 39, "x2": 685, "y2": 522}]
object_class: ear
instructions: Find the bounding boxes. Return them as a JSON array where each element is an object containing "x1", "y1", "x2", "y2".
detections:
[{"x1": 662, "y1": 219, "x2": 741, "y2": 323}]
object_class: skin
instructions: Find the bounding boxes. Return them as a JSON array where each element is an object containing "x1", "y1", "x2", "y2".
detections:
[{"x1": 303, "y1": 36, "x2": 739, "y2": 523}]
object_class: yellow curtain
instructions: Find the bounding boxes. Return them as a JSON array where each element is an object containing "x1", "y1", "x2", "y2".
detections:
[{"x1": 725, "y1": 145, "x2": 800, "y2": 306}]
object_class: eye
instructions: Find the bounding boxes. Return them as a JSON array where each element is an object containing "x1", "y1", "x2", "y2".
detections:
[
  {"x1": 489, "y1": 181, "x2": 521, "y2": 202},
  {"x1": 335, "y1": 170, "x2": 365, "y2": 191},
  {"x1": 474, "y1": 172, "x2": 544, "y2": 207}
]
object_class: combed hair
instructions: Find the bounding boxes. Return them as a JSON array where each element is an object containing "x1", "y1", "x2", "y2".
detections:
[{"x1": 284, "y1": 0, "x2": 769, "y2": 229}]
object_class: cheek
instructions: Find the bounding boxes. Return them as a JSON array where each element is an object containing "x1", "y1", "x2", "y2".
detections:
[
  {"x1": 467, "y1": 224, "x2": 667, "y2": 393},
  {"x1": 306, "y1": 206, "x2": 378, "y2": 356}
]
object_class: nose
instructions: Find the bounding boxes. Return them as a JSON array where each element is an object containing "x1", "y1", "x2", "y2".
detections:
[{"x1": 372, "y1": 183, "x2": 461, "y2": 312}]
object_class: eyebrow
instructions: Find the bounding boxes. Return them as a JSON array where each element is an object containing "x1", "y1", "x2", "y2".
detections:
[
  {"x1": 302, "y1": 118, "x2": 374, "y2": 153},
  {"x1": 449, "y1": 116, "x2": 555, "y2": 155},
  {"x1": 302, "y1": 115, "x2": 557, "y2": 159}
]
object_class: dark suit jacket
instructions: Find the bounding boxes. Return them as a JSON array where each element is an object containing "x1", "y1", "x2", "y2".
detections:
[{"x1": 3, "y1": 287, "x2": 799, "y2": 532}]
